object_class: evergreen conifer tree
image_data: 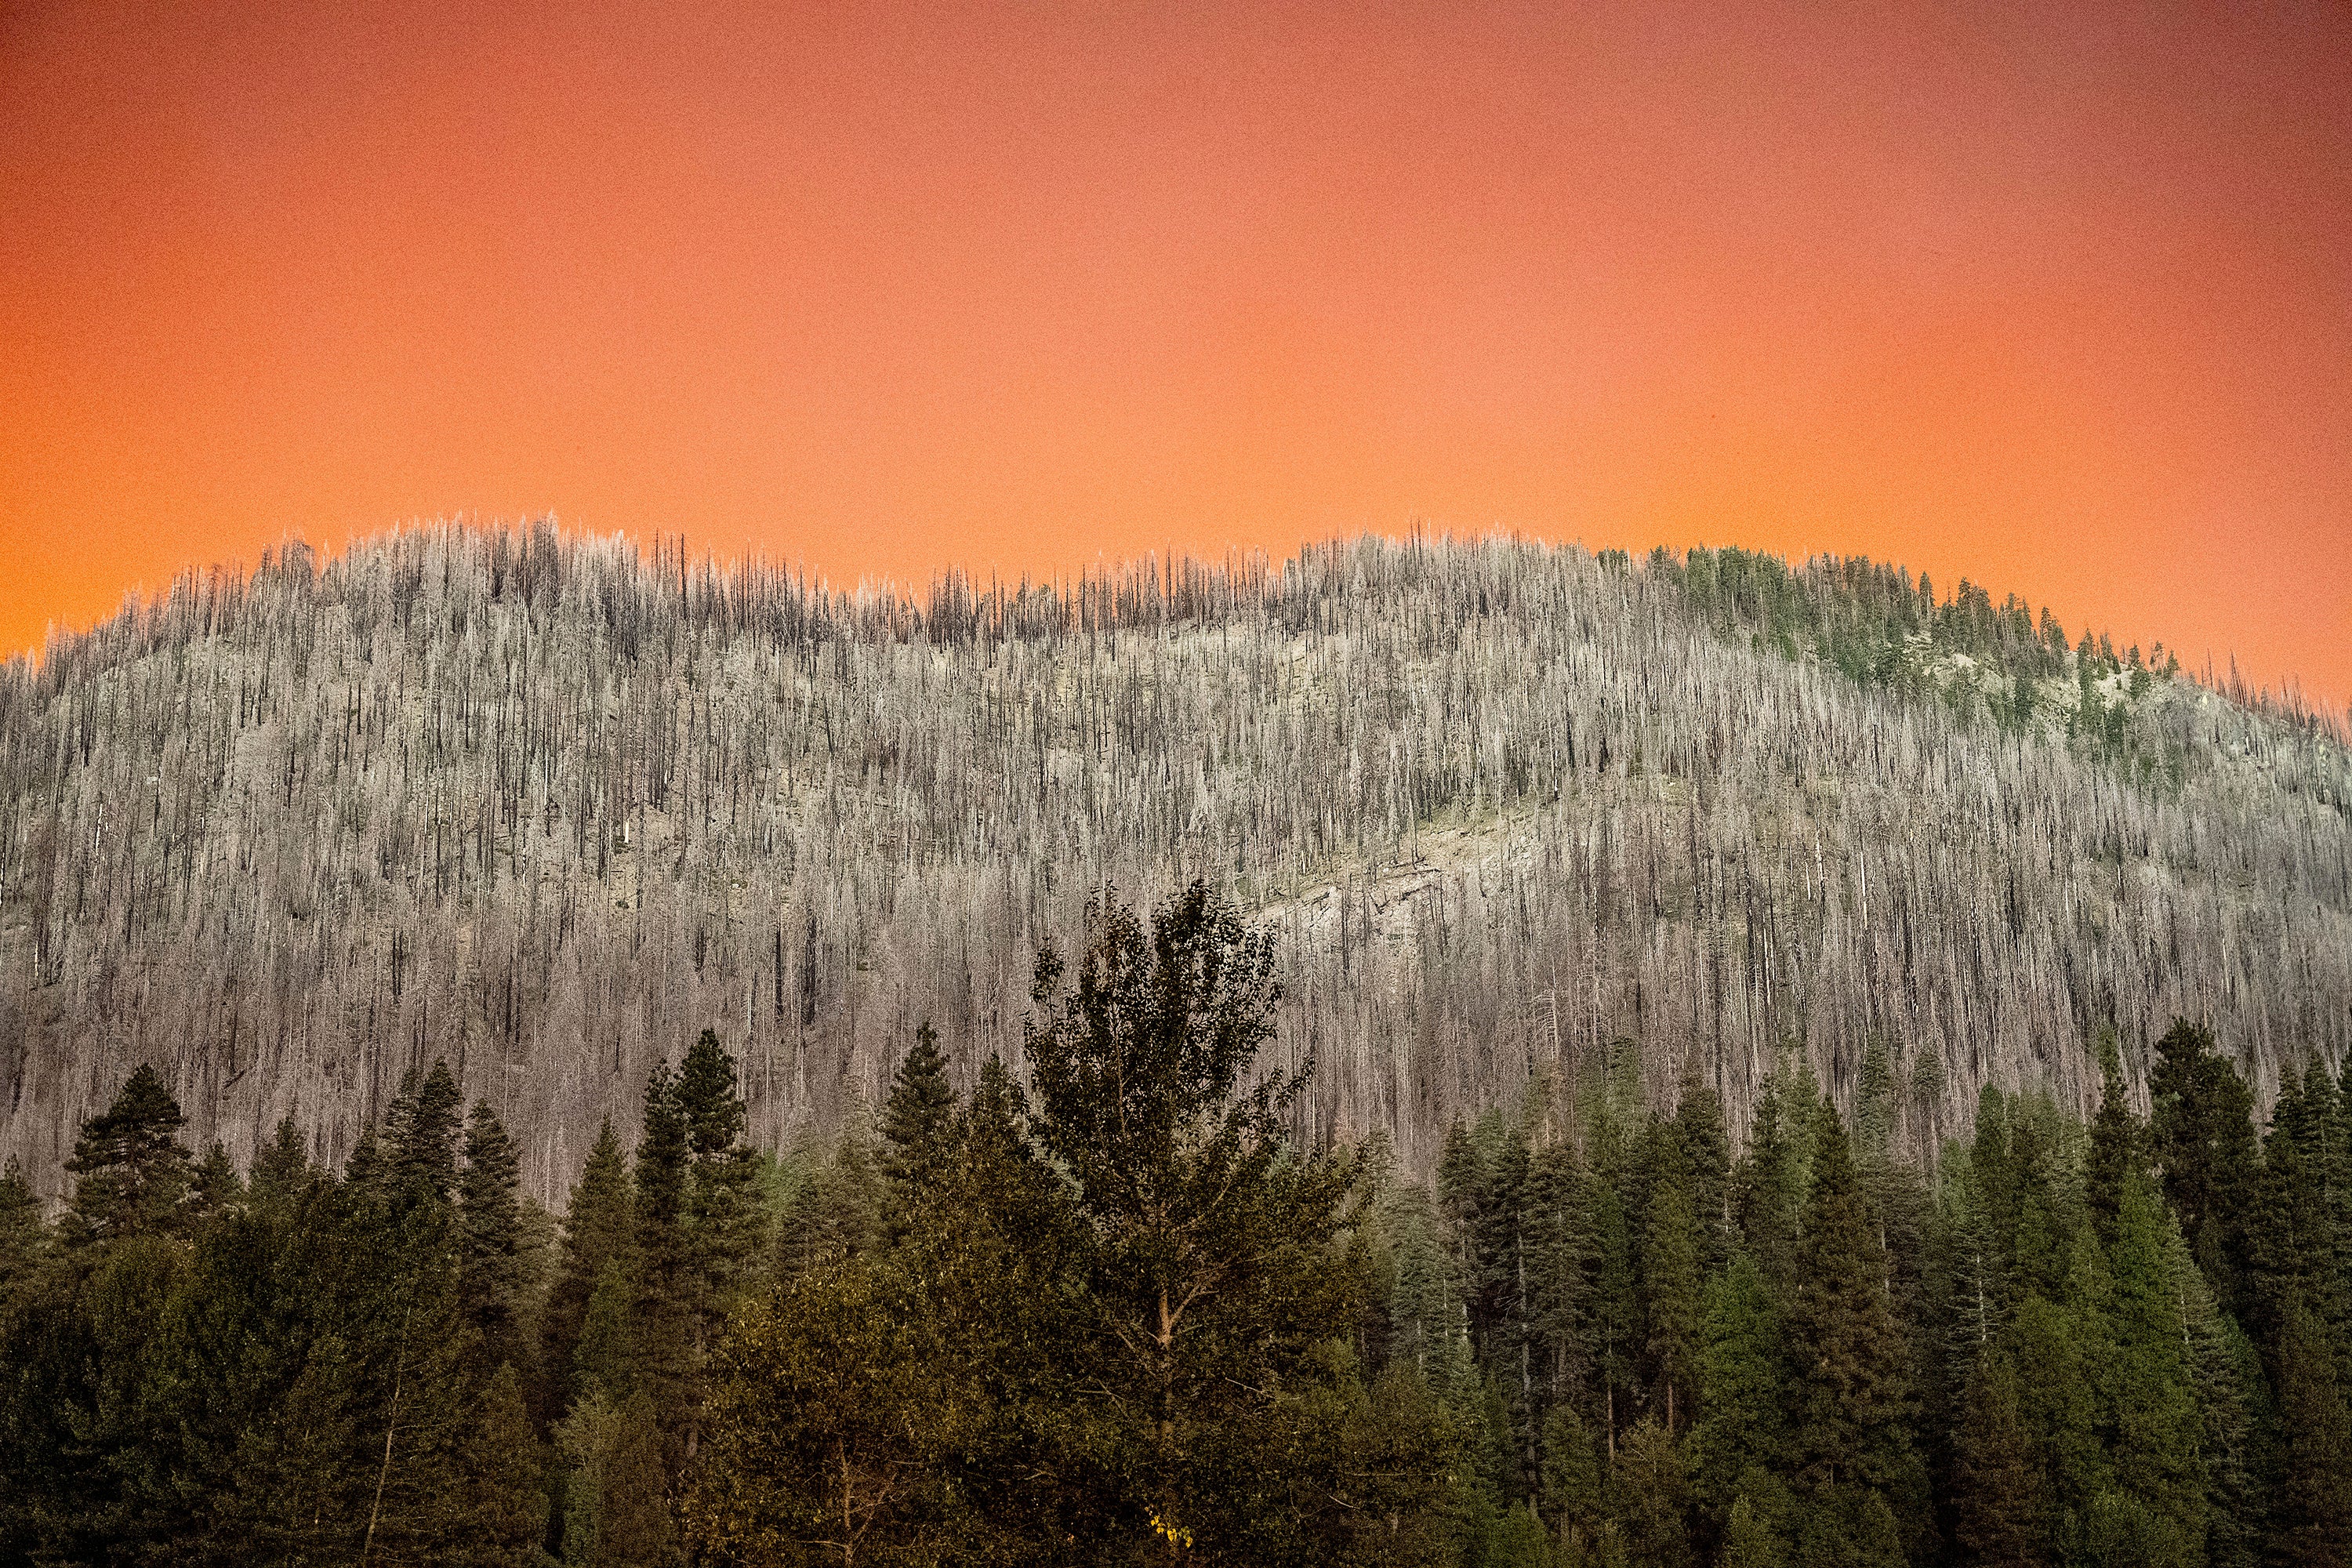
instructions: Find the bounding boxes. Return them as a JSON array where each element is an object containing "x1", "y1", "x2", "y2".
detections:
[
  {"x1": 1951, "y1": 1349, "x2": 2044, "y2": 1568},
  {"x1": 60, "y1": 1062, "x2": 193, "y2": 1245},
  {"x1": 879, "y1": 1021, "x2": 957, "y2": 1188},
  {"x1": 1021, "y1": 881, "x2": 1360, "y2": 1559},
  {"x1": 2148, "y1": 1019, "x2": 2257, "y2": 1308},
  {"x1": 458, "y1": 1102, "x2": 530, "y2": 1377},
  {"x1": 1610, "y1": 1416, "x2": 1693, "y2": 1568},
  {"x1": 1642, "y1": 1168, "x2": 1703, "y2": 1435},
  {"x1": 2267, "y1": 1293, "x2": 2352, "y2": 1568},
  {"x1": 189, "y1": 1142, "x2": 243, "y2": 1218},
  {"x1": 633, "y1": 1062, "x2": 694, "y2": 1449},
  {"x1": 248, "y1": 1116, "x2": 314, "y2": 1207},
  {"x1": 1690, "y1": 1252, "x2": 1789, "y2": 1527},
  {"x1": 2096, "y1": 1174, "x2": 2207, "y2": 1566},
  {"x1": 677, "y1": 1029, "x2": 763, "y2": 1316},
  {"x1": 381, "y1": 1059, "x2": 466, "y2": 1208},
  {"x1": 1786, "y1": 1102, "x2": 1923, "y2": 1563},
  {"x1": 542, "y1": 1120, "x2": 637, "y2": 1423},
  {"x1": 454, "y1": 1362, "x2": 550, "y2": 1567},
  {"x1": 2085, "y1": 1029, "x2": 2140, "y2": 1243},
  {"x1": 0, "y1": 1159, "x2": 44, "y2": 1298}
]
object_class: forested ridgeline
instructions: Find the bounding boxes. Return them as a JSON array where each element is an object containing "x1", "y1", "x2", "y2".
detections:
[
  {"x1": 2, "y1": 887, "x2": 2349, "y2": 1566},
  {"x1": 2, "y1": 524, "x2": 2348, "y2": 1196}
]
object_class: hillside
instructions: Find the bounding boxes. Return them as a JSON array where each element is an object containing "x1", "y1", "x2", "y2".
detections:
[{"x1": 2, "y1": 524, "x2": 2346, "y2": 1201}]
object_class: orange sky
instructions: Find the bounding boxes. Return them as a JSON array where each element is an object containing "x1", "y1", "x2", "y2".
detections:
[{"x1": 4, "y1": 0, "x2": 2347, "y2": 706}]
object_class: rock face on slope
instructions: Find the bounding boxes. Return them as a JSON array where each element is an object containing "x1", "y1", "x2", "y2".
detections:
[{"x1": 2, "y1": 524, "x2": 2347, "y2": 1201}]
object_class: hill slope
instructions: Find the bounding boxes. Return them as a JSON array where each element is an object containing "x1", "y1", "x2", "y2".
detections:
[{"x1": 2, "y1": 525, "x2": 2346, "y2": 1200}]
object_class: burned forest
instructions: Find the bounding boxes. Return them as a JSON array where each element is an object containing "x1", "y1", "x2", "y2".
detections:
[{"x1": 2, "y1": 524, "x2": 2346, "y2": 1201}]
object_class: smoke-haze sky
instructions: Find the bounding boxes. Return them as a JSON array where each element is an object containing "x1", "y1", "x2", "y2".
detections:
[{"x1": 4, "y1": 0, "x2": 2347, "y2": 704}]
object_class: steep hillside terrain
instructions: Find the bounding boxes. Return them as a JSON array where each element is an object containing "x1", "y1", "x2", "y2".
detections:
[{"x1": 2, "y1": 525, "x2": 2346, "y2": 1200}]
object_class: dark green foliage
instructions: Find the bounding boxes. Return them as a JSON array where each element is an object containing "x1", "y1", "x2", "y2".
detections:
[
  {"x1": 1786, "y1": 1102, "x2": 1925, "y2": 1560},
  {"x1": 60, "y1": 1062, "x2": 194, "y2": 1246},
  {"x1": 541, "y1": 1119, "x2": 636, "y2": 1423},
  {"x1": 2266, "y1": 1294, "x2": 2352, "y2": 1567},
  {"x1": 8, "y1": 939, "x2": 2352, "y2": 1568},
  {"x1": 879, "y1": 1019, "x2": 957, "y2": 1189},
  {"x1": 1951, "y1": 1350, "x2": 2043, "y2": 1568},
  {"x1": 2085, "y1": 1029, "x2": 2141, "y2": 1242},
  {"x1": 1018, "y1": 881, "x2": 1363, "y2": 1552},
  {"x1": 677, "y1": 1029, "x2": 764, "y2": 1317},
  {"x1": 249, "y1": 1115, "x2": 315, "y2": 1207},
  {"x1": 2097, "y1": 1175, "x2": 2206, "y2": 1565},
  {"x1": 459, "y1": 1102, "x2": 531, "y2": 1377},
  {"x1": 2150, "y1": 1018, "x2": 2259, "y2": 1308},
  {"x1": 456, "y1": 1363, "x2": 551, "y2": 1567},
  {"x1": 382, "y1": 1058, "x2": 466, "y2": 1207},
  {"x1": 1690, "y1": 1253, "x2": 1788, "y2": 1526},
  {"x1": 0, "y1": 1158, "x2": 43, "y2": 1298}
]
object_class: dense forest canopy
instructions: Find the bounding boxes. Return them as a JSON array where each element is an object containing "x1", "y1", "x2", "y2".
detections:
[
  {"x1": 1, "y1": 524, "x2": 2347, "y2": 1200},
  {"x1": 2, "y1": 885, "x2": 2347, "y2": 1566}
]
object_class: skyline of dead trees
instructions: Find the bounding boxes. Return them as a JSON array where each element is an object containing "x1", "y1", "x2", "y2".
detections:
[{"x1": 1, "y1": 522, "x2": 2347, "y2": 1202}]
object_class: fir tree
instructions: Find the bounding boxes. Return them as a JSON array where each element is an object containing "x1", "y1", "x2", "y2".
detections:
[
  {"x1": 1951, "y1": 1349, "x2": 2045, "y2": 1567},
  {"x1": 2085, "y1": 1028, "x2": 2140, "y2": 1243},
  {"x1": 1538, "y1": 1405, "x2": 1607, "y2": 1564},
  {"x1": 2148, "y1": 1019, "x2": 2257, "y2": 1308},
  {"x1": 678, "y1": 1031, "x2": 763, "y2": 1330},
  {"x1": 2096, "y1": 1174, "x2": 2207, "y2": 1566},
  {"x1": 1642, "y1": 1167, "x2": 1703, "y2": 1435},
  {"x1": 60, "y1": 1062, "x2": 194, "y2": 1245},
  {"x1": 1689, "y1": 1253, "x2": 1788, "y2": 1528},
  {"x1": 632, "y1": 1058, "x2": 694, "y2": 1450},
  {"x1": 1670, "y1": 1062, "x2": 1733, "y2": 1271},
  {"x1": 1785, "y1": 1102, "x2": 1922, "y2": 1561},
  {"x1": 0, "y1": 1159, "x2": 44, "y2": 1299},
  {"x1": 878, "y1": 1021, "x2": 957, "y2": 1189},
  {"x1": 557, "y1": 1386, "x2": 678, "y2": 1567},
  {"x1": 458, "y1": 1102, "x2": 530, "y2": 1377},
  {"x1": 249, "y1": 1116, "x2": 314, "y2": 1207},
  {"x1": 1736, "y1": 1065, "x2": 1806, "y2": 1296},
  {"x1": 189, "y1": 1142, "x2": 244, "y2": 1218},
  {"x1": 2267, "y1": 1293, "x2": 2352, "y2": 1568},
  {"x1": 1520, "y1": 1137, "x2": 1590, "y2": 1416},
  {"x1": 1610, "y1": 1416, "x2": 1693, "y2": 1568},
  {"x1": 380, "y1": 1059, "x2": 466, "y2": 1209},
  {"x1": 1020, "y1": 881, "x2": 1360, "y2": 1558},
  {"x1": 454, "y1": 1362, "x2": 550, "y2": 1567},
  {"x1": 574, "y1": 1261, "x2": 641, "y2": 1404},
  {"x1": 542, "y1": 1120, "x2": 637, "y2": 1424}
]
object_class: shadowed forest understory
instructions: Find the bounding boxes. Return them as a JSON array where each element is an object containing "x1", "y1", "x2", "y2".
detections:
[{"x1": 2, "y1": 887, "x2": 2347, "y2": 1567}]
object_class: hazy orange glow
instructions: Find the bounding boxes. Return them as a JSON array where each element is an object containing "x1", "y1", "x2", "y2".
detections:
[{"x1": 4, "y1": 1, "x2": 2347, "y2": 704}]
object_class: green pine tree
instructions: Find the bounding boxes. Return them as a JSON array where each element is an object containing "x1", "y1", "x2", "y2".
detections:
[
  {"x1": 1020, "y1": 881, "x2": 1361, "y2": 1559},
  {"x1": 60, "y1": 1062, "x2": 194, "y2": 1245},
  {"x1": 453, "y1": 1361, "x2": 551, "y2": 1567},
  {"x1": 1951, "y1": 1349, "x2": 2045, "y2": 1568},
  {"x1": 1689, "y1": 1252, "x2": 1788, "y2": 1528},
  {"x1": 2148, "y1": 1019, "x2": 2257, "y2": 1309},
  {"x1": 459, "y1": 1102, "x2": 531, "y2": 1377},
  {"x1": 878, "y1": 1020, "x2": 957, "y2": 1189},
  {"x1": 0, "y1": 1158, "x2": 45, "y2": 1299},
  {"x1": 1642, "y1": 1167, "x2": 1703, "y2": 1436},
  {"x1": 1785, "y1": 1102, "x2": 1922, "y2": 1564},
  {"x1": 2085, "y1": 1029, "x2": 2140, "y2": 1243},
  {"x1": 2094, "y1": 1174, "x2": 2206, "y2": 1566},
  {"x1": 248, "y1": 1116, "x2": 315, "y2": 1208},
  {"x1": 541, "y1": 1120, "x2": 637, "y2": 1424},
  {"x1": 1610, "y1": 1417, "x2": 1693, "y2": 1568}
]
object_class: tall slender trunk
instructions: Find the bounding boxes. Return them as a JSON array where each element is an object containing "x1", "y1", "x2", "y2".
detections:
[{"x1": 360, "y1": 1298, "x2": 415, "y2": 1566}]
